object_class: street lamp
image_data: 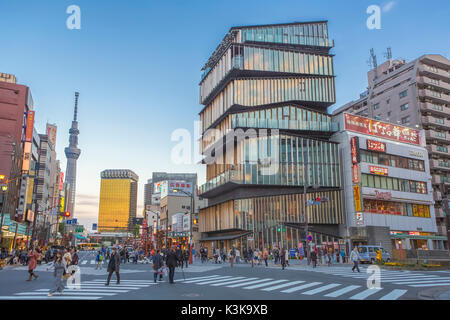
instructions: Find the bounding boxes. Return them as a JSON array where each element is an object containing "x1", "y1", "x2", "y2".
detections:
[{"x1": 172, "y1": 188, "x2": 194, "y2": 264}]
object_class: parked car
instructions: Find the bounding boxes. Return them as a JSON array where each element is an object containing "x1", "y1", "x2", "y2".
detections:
[{"x1": 358, "y1": 245, "x2": 391, "y2": 264}]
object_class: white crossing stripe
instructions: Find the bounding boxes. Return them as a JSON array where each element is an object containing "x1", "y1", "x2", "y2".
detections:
[
  {"x1": 16, "y1": 292, "x2": 117, "y2": 296},
  {"x1": 183, "y1": 276, "x2": 232, "y2": 284},
  {"x1": 91, "y1": 260, "x2": 95, "y2": 264},
  {"x1": 81, "y1": 261, "x2": 88, "y2": 265},
  {"x1": 261, "y1": 281, "x2": 305, "y2": 291},
  {"x1": 36, "y1": 288, "x2": 129, "y2": 293},
  {"x1": 301, "y1": 283, "x2": 341, "y2": 295},
  {"x1": 325, "y1": 285, "x2": 361, "y2": 298},
  {"x1": 175, "y1": 275, "x2": 221, "y2": 282},
  {"x1": 281, "y1": 282, "x2": 322, "y2": 293},
  {"x1": 410, "y1": 283, "x2": 450, "y2": 287},
  {"x1": 0, "y1": 296, "x2": 101, "y2": 300},
  {"x1": 210, "y1": 278, "x2": 259, "y2": 286},
  {"x1": 379, "y1": 289, "x2": 407, "y2": 300},
  {"x1": 195, "y1": 277, "x2": 245, "y2": 285},
  {"x1": 350, "y1": 288, "x2": 382, "y2": 300},
  {"x1": 226, "y1": 278, "x2": 273, "y2": 288},
  {"x1": 393, "y1": 279, "x2": 450, "y2": 285},
  {"x1": 391, "y1": 278, "x2": 450, "y2": 284},
  {"x1": 243, "y1": 280, "x2": 288, "y2": 290},
  {"x1": 71, "y1": 285, "x2": 142, "y2": 290}
]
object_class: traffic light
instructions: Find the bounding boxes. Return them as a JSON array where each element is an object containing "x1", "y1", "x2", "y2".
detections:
[
  {"x1": 193, "y1": 219, "x2": 198, "y2": 225},
  {"x1": 64, "y1": 211, "x2": 71, "y2": 217}
]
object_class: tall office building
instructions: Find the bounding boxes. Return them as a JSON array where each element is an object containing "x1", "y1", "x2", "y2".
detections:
[
  {"x1": 98, "y1": 169, "x2": 139, "y2": 232},
  {"x1": 333, "y1": 54, "x2": 450, "y2": 250},
  {"x1": 64, "y1": 92, "x2": 81, "y2": 217},
  {"x1": 198, "y1": 22, "x2": 344, "y2": 253}
]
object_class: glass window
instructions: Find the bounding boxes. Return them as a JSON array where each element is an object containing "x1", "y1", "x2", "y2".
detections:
[{"x1": 374, "y1": 176, "x2": 381, "y2": 188}]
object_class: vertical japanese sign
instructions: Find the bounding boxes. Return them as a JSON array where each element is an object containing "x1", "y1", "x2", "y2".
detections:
[
  {"x1": 25, "y1": 111, "x2": 35, "y2": 142},
  {"x1": 350, "y1": 136, "x2": 360, "y2": 164},
  {"x1": 353, "y1": 185, "x2": 362, "y2": 212},
  {"x1": 352, "y1": 164, "x2": 359, "y2": 183}
]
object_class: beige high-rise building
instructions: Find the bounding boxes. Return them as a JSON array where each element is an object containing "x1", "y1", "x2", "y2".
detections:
[{"x1": 333, "y1": 54, "x2": 450, "y2": 250}]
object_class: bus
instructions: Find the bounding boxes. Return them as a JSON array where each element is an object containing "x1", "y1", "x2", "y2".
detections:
[{"x1": 79, "y1": 243, "x2": 102, "y2": 251}]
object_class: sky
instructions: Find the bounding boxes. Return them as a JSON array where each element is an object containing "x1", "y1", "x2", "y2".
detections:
[{"x1": 0, "y1": 0, "x2": 449, "y2": 230}]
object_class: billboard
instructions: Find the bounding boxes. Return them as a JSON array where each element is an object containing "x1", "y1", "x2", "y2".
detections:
[
  {"x1": 369, "y1": 166, "x2": 388, "y2": 176},
  {"x1": 59, "y1": 172, "x2": 64, "y2": 191},
  {"x1": 25, "y1": 111, "x2": 35, "y2": 142},
  {"x1": 367, "y1": 139, "x2": 386, "y2": 152},
  {"x1": 22, "y1": 142, "x2": 32, "y2": 171},
  {"x1": 353, "y1": 185, "x2": 361, "y2": 212},
  {"x1": 46, "y1": 124, "x2": 57, "y2": 147},
  {"x1": 160, "y1": 180, "x2": 193, "y2": 198},
  {"x1": 344, "y1": 113, "x2": 420, "y2": 145},
  {"x1": 352, "y1": 165, "x2": 359, "y2": 183},
  {"x1": 350, "y1": 136, "x2": 360, "y2": 164}
]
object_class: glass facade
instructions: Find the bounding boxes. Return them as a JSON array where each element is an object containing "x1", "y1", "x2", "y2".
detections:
[
  {"x1": 360, "y1": 150, "x2": 425, "y2": 171},
  {"x1": 362, "y1": 199, "x2": 431, "y2": 218},
  {"x1": 361, "y1": 174, "x2": 428, "y2": 194}
]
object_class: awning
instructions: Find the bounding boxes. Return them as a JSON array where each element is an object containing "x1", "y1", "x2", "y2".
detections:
[
  {"x1": 391, "y1": 234, "x2": 447, "y2": 241},
  {"x1": 200, "y1": 232, "x2": 252, "y2": 242},
  {"x1": 76, "y1": 234, "x2": 87, "y2": 240}
]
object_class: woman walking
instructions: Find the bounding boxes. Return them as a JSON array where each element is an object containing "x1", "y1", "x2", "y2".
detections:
[
  {"x1": 285, "y1": 248, "x2": 290, "y2": 267},
  {"x1": 152, "y1": 250, "x2": 164, "y2": 283},
  {"x1": 26, "y1": 247, "x2": 39, "y2": 281},
  {"x1": 48, "y1": 251, "x2": 66, "y2": 296},
  {"x1": 263, "y1": 248, "x2": 269, "y2": 267},
  {"x1": 280, "y1": 248, "x2": 286, "y2": 270}
]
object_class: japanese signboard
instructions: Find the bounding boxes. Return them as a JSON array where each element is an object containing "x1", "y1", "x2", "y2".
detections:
[
  {"x1": 345, "y1": 113, "x2": 420, "y2": 145},
  {"x1": 353, "y1": 185, "x2": 361, "y2": 212},
  {"x1": 374, "y1": 190, "x2": 392, "y2": 200},
  {"x1": 350, "y1": 136, "x2": 360, "y2": 164},
  {"x1": 46, "y1": 124, "x2": 57, "y2": 147},
  {"x1": 369, "y1": 166, "x2": 389, "y2": 175},
  {"x1": 367, "y1": 139, "x2": 386, "y2": 152},
  {"x1": 25, "y1": 111, "x2": 35, "y2": 142},
  {"x1": 59, "y1": 172, "x2": 64, "y2": 191},
  {"x1": 352, "y1": 164, "x2": 359, "y2": 183},
  {"x1": 355, "y1": 212, "x2": 364, "y2": 226}
]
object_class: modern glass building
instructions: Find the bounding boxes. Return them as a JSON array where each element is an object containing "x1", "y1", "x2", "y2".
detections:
[
  {"x1": 98, "y1": 169, "x2": 138, "y2": 232},
  {"x1": 198, "y1": 22, "x2": 344, "y2": 254}
]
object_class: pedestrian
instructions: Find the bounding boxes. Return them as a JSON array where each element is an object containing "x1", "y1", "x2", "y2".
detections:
[
  {"x1": 48, "y1": 251, "x2": 66, "y2": 296},
  {"x1": 248, "y1": 247, "x2": 254, "y2": 267},
  {"x1": 280, "y1": 248, "x2": 286, "y2": 270},
  {"x1": 350, "y1": 246, "x2": 361, "y2": 273},
  {"x1": 243, "y1": 247, "x2": 248, "y2": 264},
  {"x1": 184, "y1": 249, "x2": 189, "y2": 268},
  {"x1": 176, "y1": 246, "x2": 183, "y2": 268},
  {"x1": 71, "y1": 248, "x2": 79, "y2": 266},
  {"x1": 311, "y1": 248, "x2": 317, "y2": 268},
  {"x1": 235, "y1": 248, "x2": 240, "y2": 264},
  {"x1": 263, "y1": 248, "x2": 269, "y2": 267},
  {"x1": 285, "y1": 248, "x2": 290, "y2": 267},
  {"x1": 63, "y1": 248, "x2": 72, "y2": 266},
  {"x1": 95, "y1": 251, "x2": 103, "y2": 270},
  {"x1": 340, "y1": 249, "x2": 346, "y2": 264},
  {"x1": 327, "y1": 248, "x2": 332, "y2": 267},
  {"x1": 165, "y1": 246, "x2": 178, "y2": 284},
  {"x1": 152, "y1": 250, "x2": 164, "y2": 283},
  {"x1": 229, "y1": 247, "x2": 236, "y2": 267},
  {"x1": 26, "y1": 247, "x2": 39, "y2": 281},
  {"x1": 105, "y1": 247, "x2": 121, "y2": 285}
]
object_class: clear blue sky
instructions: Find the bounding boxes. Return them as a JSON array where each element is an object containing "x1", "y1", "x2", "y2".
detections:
[{"x1": 1, "y1": 0, "x2": 449, "y2": 229}]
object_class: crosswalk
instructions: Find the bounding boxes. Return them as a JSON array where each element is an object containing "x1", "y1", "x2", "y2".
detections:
[
  {"x1": 292, "y1": 265, "x2": 450, "y2": 288},
  {"x1": 174, "y1": 275, "x2": 407, "y2": 300},
  {"x1": 0, "y1": 279, "x2": 158, "y2": 300}
]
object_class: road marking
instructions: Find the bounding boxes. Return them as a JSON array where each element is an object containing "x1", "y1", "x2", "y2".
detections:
[
  {"x1": 349, "y1": 288, "x2": 382, "y2": 300},
  {"x1": 90, "y1": 260, "x2": 95, "y2": 264},
  {"x1": 70, "y1": 285, "x2": 142, "y2": 290},
  {"x1": 175, "y1": 275, "x2": 221, "y2": 282},
  {"x1": 391, "y1": 278, "x2": 450, "y2": 284},
  {"x1": 261, "y1": 281, "x2": 305, "y2": 291},
  {"x1": 81, "y1": 261, "x2": 88, "y2": 265},
  {"x1": 0, "y1": 296, "x2": 101, "y2": 300},
  {"x1": 379, "y1": 289, "x2": 407, "y2": 300},
  {"x1": 226, "y1": 278, "x2": 273, "y2": 288},
  {"x1": 210, "y1": 277, "x2": 259, "y2": 286},
  {"x1": 15, "y1": 292, "x2": 117, "y2": 296},
  {"x1": 281, "y1": 282, "x2": 322, "y2": 293},
  {"x1": 324, "y1": 285, "x2": 361, "y2": 298},
  {"x1": 301, "y1": 283, "x2": 341, "y2": 295},
  {"x1": 88, "y1": 280, "x2": 156, "y2": 284},
  {"x1": 195, "y1": 277, "x2": 245, "y2": 285},
  {"x1": 36, "y1": 288, "x2": 129, "y2": 293},
  {"x1": 410, "y1": 282, "x2": 450, "y2": 287},
  {"x1": 81, "y1": 282, "x2": 149, "y2": 286},
  {"x1": 243, "y1": 280, "x2": 288, "y2": 290},
  {"x1": 183, "y1": 276, "x2": 232, "y2": 284},
  {"x1": 395, "y1": 279, "x2": 450, "y2": 285}
]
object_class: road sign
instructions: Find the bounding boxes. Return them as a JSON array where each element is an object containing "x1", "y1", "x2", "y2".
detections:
[
  {"x1": 289, "y1": 249, "x2": 296, "y2": 258},
  {"x1": 306, "y1": 235, "x2": 313, "y2": 242},
  {"x1": 72, "y1": 218, "x2": 77, "y2": 224},
  {"x1": 92, "y1": 223, "x2": 97, "y2": 230},
  {"x1": 66, "y1": 220, "x2": 72, "y2": 225}
]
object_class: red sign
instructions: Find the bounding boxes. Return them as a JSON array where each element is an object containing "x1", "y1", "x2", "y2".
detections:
[
  {"x1": 350, "y1": 136, "x2": 360, "y2": 164},
  {"x1": 25, "y1": 111, "x2": 35, "y2": 142},
  {"x1": 367, "y1": 140, "x2": 386, "y2": 152},
  {"x1": 352, "y1": 165, "x2": 359, "y2": 183},
  {"x1": 374, "y1": 190, "x2": 392, "y2": 200},
  {"x1": 369, "y1": 166, "x2": 388, "y2": 175},
  {"x1": 59, "y1": 172, "x2": 64, "y2": 191},
  {"x1": 345, "y1": 113, "x2": 420, "y2": 145}
]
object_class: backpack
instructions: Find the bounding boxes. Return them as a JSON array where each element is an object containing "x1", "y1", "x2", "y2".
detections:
[{"x1": 100, "y1": 255, "x2": 104, "y2": 261}]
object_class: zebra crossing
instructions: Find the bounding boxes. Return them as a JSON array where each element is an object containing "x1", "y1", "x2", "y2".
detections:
[
  {"x1": 0, "y1": 279, "x2": 158, "y2": 300},
  {"x1": 174, "y1": 274, "x2": 408, "y2": 300},
  {"x1": 290, "y1": 265, "x2": 450, "y2": 288}
]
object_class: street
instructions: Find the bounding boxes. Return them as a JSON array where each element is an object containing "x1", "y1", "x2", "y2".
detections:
[{"x1": 1, "y1": 251, "x2": 450, "y2": 300}]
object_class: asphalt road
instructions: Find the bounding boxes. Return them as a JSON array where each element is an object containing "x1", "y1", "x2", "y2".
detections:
[{"x1": 1, "y1": 250, "x2": 450, "y2": 300}]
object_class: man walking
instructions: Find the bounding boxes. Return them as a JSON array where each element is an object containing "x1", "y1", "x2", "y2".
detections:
[
  {"x1": 165, "y1": 246, "x2": 178, "y2": 284},
  {"x1": 229, "y1": 247, "x2": 236, "y2": 267},
  {"x1": 152, "y1": 250, "x2": 164, "y2": 283},
  {"x1": 71, "y1": 248, "x2": 79, "y2": 266},
  {"x1": 105, "y1": 247, "x2": 120, "y2": 285},
  {"x1": 311, "y1": 248, "x2": 317, "y2": 268},
  {"x1": 350, "y1": 246, "x2": 360, "y2": 273},
  {"x1": 95, "y1": 251, "x2": 103, "y2": 270}
]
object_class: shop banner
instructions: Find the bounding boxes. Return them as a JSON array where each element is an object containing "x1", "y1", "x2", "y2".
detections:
[
  {"x1": 367, "y1": 139, "x2": 386, "y2": 152},
  {"x1": 352, "y1": 164, "x2": 359, "y2": 183},
  {"x1": 353, "y1": 185, "x2": 362, "y2": 212}
]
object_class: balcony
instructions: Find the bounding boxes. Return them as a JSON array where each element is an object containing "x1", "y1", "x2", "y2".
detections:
[
  {"x1": 426, "y1": 144, "x2": 450, "y2": 158},
  {"x1": 418, "y1": 64, "x2": 450, "y2": 82},
  {"x1": 417, "y1": 76, "x2": 450, "y2": 94},
  {"x1": 430, "y1": 159, "x2": 450, "y2": 172},
  {"x1": 424, "y1": 129, "x2": 450, "y2": 144},
  {"x1": 199, "y1": 169, "x2": 244, "y2": 196},
  {"x1": 421, "y1": 116, "x2": 450, "y2": 130},
  {"x1": 420, "y1": 102, "x2": 450, "y2": 118},
  {"x1": 232, "y1": 118, "x2": 339, "y2": 132},
  {"x1": 419, "y1": 89, "x2": 450, "y2": 105}
]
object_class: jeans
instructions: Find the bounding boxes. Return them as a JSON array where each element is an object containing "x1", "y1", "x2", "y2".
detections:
[
  {"x1": 352, "y1": 261, "x2": 360, "y2": 272},
  {"x1": 168, "y1": 266, "x2": 175, "y2": 283},
  {"x1": 154, "y1": 270, "x2": 162, "y2": 281},
  {"x1": 106, "y1": 270, "x2": 120, "y2": 284}
]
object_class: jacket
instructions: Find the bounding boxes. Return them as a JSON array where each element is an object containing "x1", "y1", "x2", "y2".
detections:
[
  {"x1": 28, "y1": 250, "x2": 37, "y2": 270},
  {"x1": 108, "y1": 252, "x2": 121, "y2": 272},
  {"x1": 165, "y1": 250, "x2": 178, "y2": 268},
  {"x1": 350, "y1": 250, "x2": 360, "y2": 262},
  {"x1": 152, "y1": 253, "x2": 163, "y2": 270}
]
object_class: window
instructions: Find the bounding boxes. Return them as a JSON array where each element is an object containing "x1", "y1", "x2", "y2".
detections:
[
  {"x1": 400, "y1": 103, "x2": 409, "y2": 111},
  {"x1": 387, "y1": 111, "x2": 391, "y2": 117},
  {"x1": 435, "y1": 117, "x2": 445, "y2": 125},
  {"x1": 437, "y1": 146, "x2": 448, "y2": 153},
  {"x1": 399, "y1": 90, "x2": 408, "y2": 98},
  {"x1": 375, "y1": 115, "x2": 381, "y2": 120},
  {"x1": 386, "y1": 99, "x2": 390, "y2": 105},
  {"x1": 401, "y1": 116, "x2": 410, "y2": 124},
  {"x1": 373, "y1": 103, "x2": 380, "y2": 110}
]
